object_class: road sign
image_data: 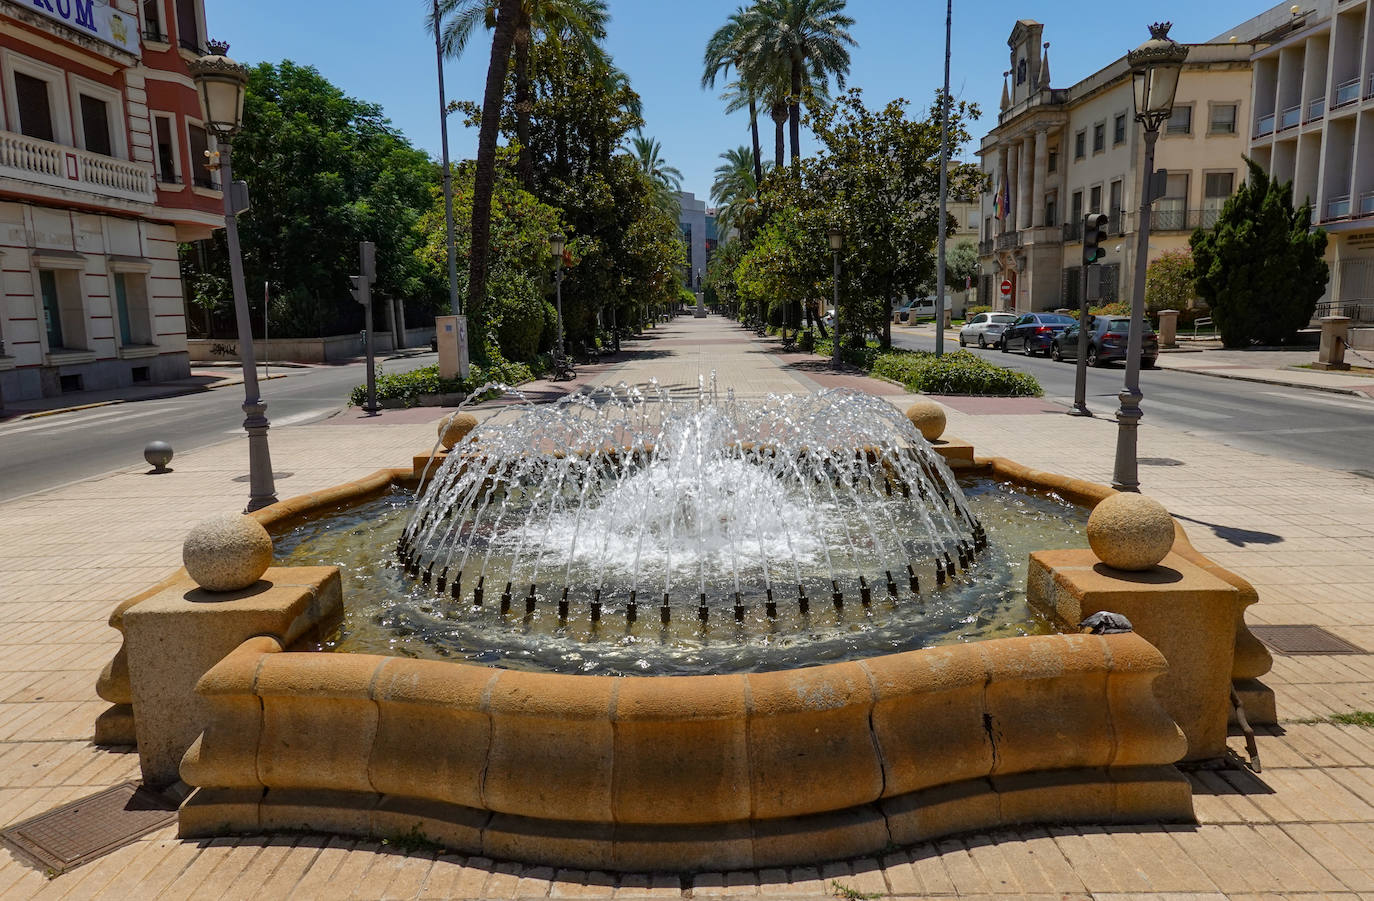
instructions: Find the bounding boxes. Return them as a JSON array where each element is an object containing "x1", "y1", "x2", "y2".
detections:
[{"x1": 1000, "y1": 279, "x2": 1012, "y2": 297}]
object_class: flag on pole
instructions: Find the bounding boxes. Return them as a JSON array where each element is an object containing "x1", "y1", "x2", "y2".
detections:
[{"x1": 994, "y1": 179, "x2": 1008, "y2": 220}]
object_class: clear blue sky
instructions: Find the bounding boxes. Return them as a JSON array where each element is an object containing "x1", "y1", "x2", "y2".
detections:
[{"x1": 208, "y1": 0, "x2": 1265, "y2": 202}]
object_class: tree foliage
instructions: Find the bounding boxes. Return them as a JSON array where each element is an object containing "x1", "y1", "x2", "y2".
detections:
[
  {"x1": 1143, "y1": 248, "x2": 1195, "y2": 317},
  {"x1": 1190, "y1": 159, "x2": 1328, "y2": 347},
  {"x1": 181, "y1": 61, "x2": 440, "y2": 338}
]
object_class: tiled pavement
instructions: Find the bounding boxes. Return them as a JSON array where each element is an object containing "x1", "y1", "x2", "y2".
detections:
[{"x1": 1, "y1": 314, "x2": 1373, "y2": 899}]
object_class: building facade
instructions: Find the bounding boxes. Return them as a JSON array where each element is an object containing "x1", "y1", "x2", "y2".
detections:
[
  {"x1": 677, "y1": 191, "x2": 707, "y2": 293},
  {"x1": 0, "y1": 0, "x2": 221, "y2": 405},
  {"x1": 1238, "y1": 0, "x2": 1374, "y2": 317},
  {"x1": 977, "y1": 20, "x2": 1260, "y2": 314}
]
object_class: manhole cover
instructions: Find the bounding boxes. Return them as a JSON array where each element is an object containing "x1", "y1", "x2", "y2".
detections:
[
  {"x1": 1138, "y1": 457, "x2": 1185, "y2": 466},
  {"x1": 1251, "y1": 625, "x2": 1367, "y2": 655},
  {"x1": 231, "y1": 471, "x2": 293, "y2": 483},
  {"x1": 0, "y1": 782, "x2": 179, "y2": 874}
]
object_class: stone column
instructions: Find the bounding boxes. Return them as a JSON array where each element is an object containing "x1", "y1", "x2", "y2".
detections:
[
  {"x1": 1032, "y1": 130, "x2": 1049, "y2": 228},
  {"x1": 1017, "y1": 136, "x2": 1033, "y2": 231},
  {"x1": 1157, "y1": 310, "x2": 1179, "y2": 348},
  {"x1": 1314, "y1": 316, "x2": 1352, "y2": 370},
  {"x1": 1005, "y1": 142, "x2": 1018, "y2": 233}
]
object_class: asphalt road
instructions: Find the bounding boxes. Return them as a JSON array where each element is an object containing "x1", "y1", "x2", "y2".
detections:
[
  {"x1": 892, "y1": 330, "x2": 1374, "y2": 476},
  {"x1": 0, "y1": 353, "x2": 438, "y2": 504}
]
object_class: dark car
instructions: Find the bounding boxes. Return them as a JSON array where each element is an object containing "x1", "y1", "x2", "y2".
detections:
[
  {"x1": 999, "y1": 312, "x2": 1077, "y2": 356},
  {"x1": 1050, "y1": 316, "x2": 1159, "y2": 368}
]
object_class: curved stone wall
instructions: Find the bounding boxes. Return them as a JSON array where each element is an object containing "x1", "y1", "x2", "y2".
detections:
[{"x1": 180, "y1": 629, "x2": 1191, "y2": 870}]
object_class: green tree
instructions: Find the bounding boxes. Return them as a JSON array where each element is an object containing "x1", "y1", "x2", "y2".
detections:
[
  {"x1": 703, "y1": 6, "x2": 764, "y2": 187},
  {"x1": 1190, "y1": 159, "x2": 1328, "y2": 347},
  {"x1": 1144, "y1": 248, "x2": 1195, "y2": 317},
  {"x1": 944, "y1": 240, "x2": 979, "y2": 292},
  {"x1": 629, "y1": 132, "x2": 683, "y2": 216},
  {"x1": 180, "y1": 61, "x2": 440, "y2": 338},
  {"x1": 710, "y1": 145, "x2": 762, "y2": 242}
]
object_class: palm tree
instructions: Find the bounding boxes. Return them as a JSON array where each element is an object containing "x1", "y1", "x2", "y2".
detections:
[
  {"x1": 710, "y1": 146, "x2": 761, "y2": 242},
  {"x1": 429, "y1": 0, "x2": 523, "y2": 334},
  {"x1": 630, "y1": 132, "x2": 683, "y2": 216},
  {"x1": 434, "y1": 0, "x2": 608, "y2": 188},
  {"x1": 703, "y1": 7, "x2": 763, "y2": 188},
  {"x1": 738, "y1": 0, "x2": 856, "y2": 168}
]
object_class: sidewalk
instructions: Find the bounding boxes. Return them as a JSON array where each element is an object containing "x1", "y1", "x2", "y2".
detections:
[
  {"x1": 910, "y1": 322, "x2": 1374, "y2": 398},
  {"x1": 1, "y1": 315, "x2": 1373, "y2": 899}
]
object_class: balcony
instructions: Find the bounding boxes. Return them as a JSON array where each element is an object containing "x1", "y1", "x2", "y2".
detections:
[
  {"x1": 1306, "y1": 97, "x2": 1326, "y2": 122},
  {"x1": 1254, "y1": 112, "x2": 1275, "y2": 137},
  {"x1": 1062, "y1": 220, "x2": 1082, "y2": 242},
  {"x1": 0, "y1": 130, "x2": 156, "y2": 205},
  {"x1": 1278, "y1": 104, "x2": 1302, "y2": 131},
  {"x1": 1334, "y1": 77, "x2": 1361, "y2": 109},
  {"x1": 977, "y1": 238, "x2": 994, "y2": 255},
  {"x1": 1361, "y1": 191, "x2": 1374, "y2": 216},
  {"x1": 995, "y1": 231, "x2": 1022, "y2": 251},
  {"x1": 1326, "y1": 195, "x2": 1352, "y2": 221},
  {"x1": 1151, "y1": 207, "x2": 1223, "y2": 232},
  {"x1": 1367, "y1": 72, "x2": 1374, "y2": 101}
]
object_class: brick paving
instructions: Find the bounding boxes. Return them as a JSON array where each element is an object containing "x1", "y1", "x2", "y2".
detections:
[{"x1": 1, "y1": 314, "x2": 1372, "y2": 898}]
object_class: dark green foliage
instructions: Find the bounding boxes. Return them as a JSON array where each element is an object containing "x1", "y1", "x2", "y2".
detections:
[
  {"x1": 874, "y1": 350, "x2": 1042, "y2": 396},
  {"x1": 349, "y1": 360, "x2": 544, "y2": 407},
  {"x1": 1190, "y1": 159, "x2": 1328, "y2": 347},
  {"x1": 183, "y1": 61, "x2": 441, "y2": 339}
]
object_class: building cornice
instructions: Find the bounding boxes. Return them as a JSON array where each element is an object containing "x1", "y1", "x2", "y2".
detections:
[{"x1": 0, "y1": 2, "x2": 139, "y2": 72}]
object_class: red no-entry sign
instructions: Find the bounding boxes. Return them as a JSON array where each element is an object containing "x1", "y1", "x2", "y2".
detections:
[{"x1": 1000, "y1": 279, "x2": 1012, "y2": 297}]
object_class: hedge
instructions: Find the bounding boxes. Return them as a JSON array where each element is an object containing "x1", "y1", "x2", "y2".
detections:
[{"x1": 348, "y1": 360, "x2": 544, "y2": 408}]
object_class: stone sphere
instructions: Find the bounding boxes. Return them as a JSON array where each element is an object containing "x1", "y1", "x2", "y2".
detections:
[
  {"x1": 144, "y1": 440, "x2": 173, "y2": 472},
  {"x1": 1087, "y1": 493, "x2": 1175, "y2": 571},
  {"x1": 905, "y1": 400, "x2": 947, "y2": 442},
  {"x1": 438, "y1": 412, "x2": 478, "y2": 450},
  {"x1": 182, "y1": 513, "x2": 274, "y2": 592}
]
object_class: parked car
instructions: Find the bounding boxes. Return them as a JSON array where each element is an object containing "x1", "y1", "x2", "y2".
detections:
[
  {"x1": 999, "y1": 312, "x2": 1077, "y2": 355},
  {"x1": 1050, "y1": 316, "x2": 1159, "y2": 368},
  {"x1": 958, "y1": 312, "x2": 1016, "y2": 348}
]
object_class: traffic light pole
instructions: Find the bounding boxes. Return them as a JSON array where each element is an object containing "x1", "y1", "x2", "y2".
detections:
[
  {"x1": 1112, "y1": 126, "x2": 1160, "y2": 492},
  {"x1": 1071, "y1": 260, "x2": 1092, "y2": 415},
  {"x1": 352, "y1": 242, "x2": 379, "y2": 415}
]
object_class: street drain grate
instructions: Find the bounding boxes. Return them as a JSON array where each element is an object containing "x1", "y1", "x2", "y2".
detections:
[
  {"x1": 1251, "y1": 625, "x2": 1367, "y2": 656},
  {"x1": 1138, "y1": 457, "x2": 1186, "y2": 466},
  {"x1": 0, "y1": 782, "x2": 179, "y2": 875}
]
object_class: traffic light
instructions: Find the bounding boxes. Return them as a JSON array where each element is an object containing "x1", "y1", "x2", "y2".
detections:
[
  {"x1": 349, "y1": 275, "x2": 369, "y2": 307},
  {"x1": 1083, "y1": 213, "x2": 1109, "y2": 265}
]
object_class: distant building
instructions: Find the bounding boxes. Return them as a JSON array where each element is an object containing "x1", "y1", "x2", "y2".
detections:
[
  {"x1": 1, "y1": 0, "x2": 220, "y2": 405},
  {"x1": 977, "y1": 19, "x2": 1262, "y2": 313},
  {"x1": 1236, "y1": 0, "x2": 1374, "y2": 318},
  {"x1": 678, "y1": 191, "x2": 706, "y2": 291}
]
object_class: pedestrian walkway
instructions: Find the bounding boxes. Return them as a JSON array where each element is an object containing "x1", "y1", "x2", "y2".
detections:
[{"x1": 2, "y1": 314, "x2": 1373, "y2": 899}]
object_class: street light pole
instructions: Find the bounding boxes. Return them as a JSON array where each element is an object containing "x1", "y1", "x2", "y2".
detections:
[
  {"x1": 934, "y1": 0, "x2": 952, "y2": 358},
  {"x1": 549, "y1": 232, "x2": 566, "y2": 360},
  {"x1": 433, "y1": 0, "x2": 461, "y2": 318},
  {"x1": 190, "y1": 42, "x2": 276, "y2": 512},
  {"x1": 829, "y1": 227, "x2": 843, "y2": 369},
  {"x1": 1113, "y1": 23, "x2": 1188, "y2": 492}
]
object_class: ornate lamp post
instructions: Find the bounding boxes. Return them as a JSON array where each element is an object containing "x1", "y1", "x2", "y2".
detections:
[
  {"x1": 1113, "y1": 23, "x2": 1188, "y2": 492},
  {"x1": 829, "y1": 227, "x2": 844, "y2": 369},
  {"x1": 549, "y1": 232, "x2": 566, "y2": 360},
  {"x1": 189, "y1": 42, "x2": 276, "y2": 512}
]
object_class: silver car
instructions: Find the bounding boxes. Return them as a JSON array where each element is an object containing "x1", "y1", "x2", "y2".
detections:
[{"x1": 958, "y1": 312, "x2": 1016, "y2": 349}]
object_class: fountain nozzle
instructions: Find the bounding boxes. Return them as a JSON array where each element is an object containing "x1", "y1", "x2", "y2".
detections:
[
  {"x1": 936, "y1": 558, "x2": 946, "y2": 586},
  {"x1": 886, "y1": 570, "x2": 899, "y2": 598},
  {"x1": 908, "y1": 564, "x2": 920, "y2": 595},
  {"x1": 437, "y1": 566, "x2": 448, "y2": 593},
  {"x1": 422, "y1": 563, "x2": 433, "y2": 587},
  {"x1": 661, "y1": 594, "x2": 671, "y2": 625},
  {"x1": 859, "y1": 576, "x2": 872, "y2": 606},
  {"x1": 627, "y1": 590, "x2": 637, "y2": 623},
  {"x1": 832, "y1": 580, "x2": 843, "y2": 609},
  {"x1": 798, "y1": 585, "x2": 809, "y2": 615},
  {"x1": 558, "y1": 588, "x2": 569, "y2": 620},
  {"x1": 474, "y1": 575, "x2": 485, "y2": 607},
  {"x1": 698, "y1": 593, "x2": 709, "y2": 624},
  {"x1": 738, "y1": 591, "x2": 749, "y2": 622},
  {"x1": 764, "y1": 588, "x2": 775, "y2": 619}
]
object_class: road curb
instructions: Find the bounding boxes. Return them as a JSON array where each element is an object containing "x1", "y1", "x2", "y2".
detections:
[{"x1": 1160, "y1": 366, "x2": 1373, "y2": 397}]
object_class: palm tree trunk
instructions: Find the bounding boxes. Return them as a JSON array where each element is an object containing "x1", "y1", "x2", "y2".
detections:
[
  {"x1": 469, "y1": 0, "x2": 522, "y2": 352},
  {"x1": 513, "y1": 12, "x2": 533, "y2": 190},
  {"x1": 748, "y1": 97, "x2": 763, "y2": 186},
  {"x1": 771, "y1": 102, "x2": 786, "y2": 170},
  {"x1": 789, "y1": 57, "x2": 802, "y2": 170}
]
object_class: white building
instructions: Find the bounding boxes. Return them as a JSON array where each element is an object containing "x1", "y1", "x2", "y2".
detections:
[
  {"x1": 678, "y1": 191, "x2": 707, "y2": 292},
  {"x1": 977, "y1": 20, "x2": 1262, "y2": 313},
  {"x1": 1238, "y1": 0, "x2": 1374, "y2": 318}
]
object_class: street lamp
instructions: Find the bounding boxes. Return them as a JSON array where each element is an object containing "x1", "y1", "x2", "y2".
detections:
[
  {"x1": 549, "y1": 232, "x2": 566, "y2": 361},
  {"x1": 189, "y1": 41, "x2": 276, "y2": 512},
  {"x1": 1113, "y1": 22, "x2": 1188, "y2": 493},
  {"x1": 829, "y1": 227, "x2": 844, "y2": 368}
]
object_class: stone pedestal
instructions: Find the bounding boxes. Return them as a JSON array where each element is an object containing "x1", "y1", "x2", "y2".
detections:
[
  {"x1": 1157, "y1": 310, "x2": 1179, "y2": 348},
  {"x1": 122, "y1": 567, "x2": 343, "y2": 786},
  {"x1": 1314, "y1": 316, "x2": 1352, "y2": 371},
  {"x1": 1027, "y1": 549, "x2": 1240, "y2": 761}
]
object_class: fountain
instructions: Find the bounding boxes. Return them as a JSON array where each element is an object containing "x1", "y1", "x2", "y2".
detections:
[{"x1": 97, "y1": 381, "x2": 1274, "y2": 872}]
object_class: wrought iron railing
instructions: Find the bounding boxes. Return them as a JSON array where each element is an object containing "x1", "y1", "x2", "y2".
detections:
[
  {"x1": 1151, "y1": 207, "x2": 1223, "y2": 231},
  {"x1": 0, "y1": 129, "x2": 156, "y2": 204},
  {"x1": 1316, "y1": 300, "x2": 1374, "y2": 323}
]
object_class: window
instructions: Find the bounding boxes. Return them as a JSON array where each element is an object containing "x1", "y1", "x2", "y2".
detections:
[
  {"x1": 1114, "y1": 114, "x2": 1127, "y2": 145},
  {"x1": 1093, "y1": 123, "x2": 1105, "y2": 153},
  {"x1": 1070, "y1": 191, "x2": 1083, "y2": 235},
  {"x1": 155, "y1": 115, "x2": 178, "y2": 183},
  {"x1": 188, "y1": 123, "x2": 214, "y2": 188},
  {"x1": 1045, "y1": 193, "x2": 1057, "y2": 228},
  {"x1": 1090, "y1": 185, "x2": 1102, "y2": 214},
  {"x1": 79, "y1": 94, "x2": 113, "y2": 157},
  {"x1": 1109, "y1": 180, "x2": 1123, "y2": 231},
  {"x1": 14, "y1": 72, "x2": 55, "y2": 143},
  {"x1": 39, "y1": 270, "x2": 63, "y2": 349},
  {"x1": 1048, "y1": 148, "x2": 1058, "y2": 173},
  {"x1": 113, "y1": 273, "x2": 154, "y2": 346},
  {"x1": 984, "y1": 216, "x2": 993, "y2": 240},
  {"x1": 143, "y1": 0, "x2": 165, "y2": 40},
  {"x1": 1209, "y1": 103, "x2": 1237, "y2": 134},
  {"x1": 1074, "y1": 130, "x2": 1085, "y2": 159},
  {"x1": 1098, "y1": 263, "x2": 1121, "y2": 302},
  {"x1": 175, "y1": 0, "x2": 201, "y2": 52},
  {"x1": 1166, "y1": 105, "x2": 1192, "y2": 135},
  {"x1": 37, "y1": 269, "x2": 87, "y2": 352},
  {"x1": 1157, "y1": 172, "x2": 1189, "y2": 229},
  {"x1": 1202, "y1": 171, "x2": 1234, "y2": 223}
]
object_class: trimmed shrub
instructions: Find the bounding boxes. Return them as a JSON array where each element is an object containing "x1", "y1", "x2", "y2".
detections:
[
  {"x1": 349, "y1": 360, "x2": 543, "y2": 407},
  {"x1": 873, "y1": 350, "x2": 1042, "y2": 396}
]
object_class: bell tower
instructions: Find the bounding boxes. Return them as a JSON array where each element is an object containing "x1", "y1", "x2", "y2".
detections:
[{"x1": 1007, "y1": 20, "x2": 1045, "y2": 105}]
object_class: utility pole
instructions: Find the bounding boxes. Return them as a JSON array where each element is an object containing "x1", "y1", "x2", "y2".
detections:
[{"x1": 350, "y1": 241, "x2": 379, "y2": 415}]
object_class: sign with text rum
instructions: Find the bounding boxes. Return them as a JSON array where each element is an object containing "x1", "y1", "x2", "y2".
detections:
[{"x1": 13, "y1": 0, "x2": 140, "y2": 54}]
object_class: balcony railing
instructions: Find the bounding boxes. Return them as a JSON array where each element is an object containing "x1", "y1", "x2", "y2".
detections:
[
  {"x1": 1151, "y1": 207, "x2": 1223, "y2": 232},
  {"x1": 995, "y1": 231, "x2": 1022, "y2": 251},
  {"x1": 0, "y1": 130, "x2": 156, "y2": 204},
  {"x1": 1307, "y1": 97, "x2": 1326, "y2": 121},
  {"x1": 1062, "y1": 220, "x2": 1082, "y2": 242},
  {"x1": 1326, "y1": 195, "x2": 1352, "y2": 220},
  {"x1": 1316, "y1": 300, "x2": 1374, "y2": 323},
  {"x1": 1361, "y1": 190, "x2": 1374, "y2": 216},
  {"x1": 977, "y1": 238, "x2": 994, "y2": 255},
  {"x1": 144, "y1": 26, "x2": 168, "y2": 43},
  {"x1": 1255, "y1": 113, "x2": 1275, "y2": 137},
  {"x1": 1367, "y1": 72, "x2": 1374, "y2": 100},
  {"x1": 1278, "y1": 104, "x2": 1302, "y2": 130},
  {"x1": 1334, "y1": 76, "x2": 1361, "y2": 108},
  {"x1": 179, "y1": 38, "x2": 206, "y2": 55}
]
